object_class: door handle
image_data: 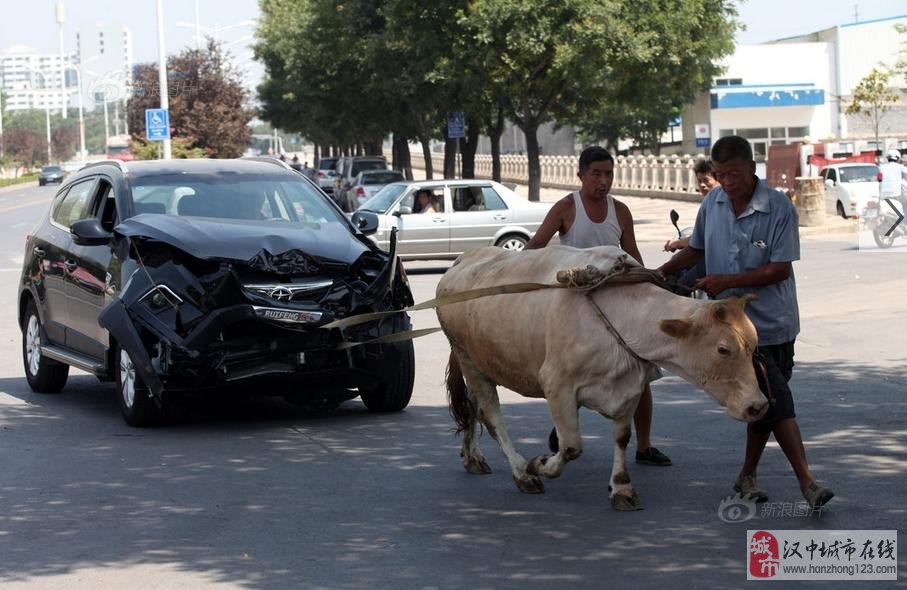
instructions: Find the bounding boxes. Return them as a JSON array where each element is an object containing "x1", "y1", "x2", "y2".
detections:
[
  {"x1": 33, "y1": 247, "x2": 46, "y2": 258},
  {"x1": 432, "y1": 218, "x2": 447, "y2": 223},
  {"x1": 64, "y1": 259, "x2": 78, "y2": 272},
  {"x1": 493, "y1": 215, "x2": 507, "y2": 221}
]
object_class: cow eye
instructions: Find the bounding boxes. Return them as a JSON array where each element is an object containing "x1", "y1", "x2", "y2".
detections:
[{"x1": 718, "y1": 345, "x2": 732, "y2": 357}]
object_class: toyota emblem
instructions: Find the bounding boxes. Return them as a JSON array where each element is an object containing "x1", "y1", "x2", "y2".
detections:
[{"x1": 268, "y1": 286, "x2": 294, "y2": 302}]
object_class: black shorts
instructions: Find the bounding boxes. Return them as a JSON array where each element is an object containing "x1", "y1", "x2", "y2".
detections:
[{"x1": 752, "y1": 341, "x2": 796, "y2": 434}]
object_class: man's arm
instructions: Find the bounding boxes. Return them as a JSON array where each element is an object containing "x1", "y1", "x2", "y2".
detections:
[
  {"x1": 694, "y1": 262, "x2": 792, "y2": 298},
  {"x1": 526, "y1": 199, "x2": 568, "y2": 249},
  {"x1": 615, "y1": 200, "x2": 644, "y2": 265},
  {"x1": 658, "y1": 246, "x2": 704, "y2": 276}
]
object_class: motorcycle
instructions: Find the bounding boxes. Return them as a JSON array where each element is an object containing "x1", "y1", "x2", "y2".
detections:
[
  {"x1": 863, "y1": 198, "x2": 907, "y2": 249},
  {"x1": 665, "y1": 209, "x2": 709, "y2": 299}
]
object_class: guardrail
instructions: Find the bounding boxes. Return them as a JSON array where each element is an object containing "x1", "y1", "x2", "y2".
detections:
[{"x1": 388, "y1": 150, "x2": 707, "y2": 200}]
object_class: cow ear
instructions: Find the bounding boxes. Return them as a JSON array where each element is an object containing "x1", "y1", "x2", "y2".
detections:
[
  {"x1": 740, "y1": 293, "x2": 758, "y2": 307},
  {"x1": 660, "y1": 318, "x2": 691, "y2": 339},
  {"x1": 712, "y1": 302, "x2": 729, "y2": 322}
]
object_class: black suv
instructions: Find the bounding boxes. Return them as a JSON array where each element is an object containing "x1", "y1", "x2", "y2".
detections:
[{"x1": 19, "y1": 158, "x2": 415, "y2": 426}]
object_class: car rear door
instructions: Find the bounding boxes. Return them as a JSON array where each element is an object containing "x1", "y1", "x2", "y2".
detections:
[
  {"x1": 391, "y1": 185, "x2": 450, "y2": 257},
  {"x1": 449, "y1": 184, "x2": 512, "y2": 254},
  {"x1": 65, "y1": 176, "x2": 118, "y2": 359}
]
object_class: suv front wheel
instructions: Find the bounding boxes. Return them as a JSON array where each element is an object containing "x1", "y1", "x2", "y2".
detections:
[{"x1": 115, "y1": 343, "x2": 164, "y2": 427}]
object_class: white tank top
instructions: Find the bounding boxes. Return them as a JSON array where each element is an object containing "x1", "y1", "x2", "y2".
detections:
[{"x1": 560, "y1": 192, "x2": 622, "y2": 248}]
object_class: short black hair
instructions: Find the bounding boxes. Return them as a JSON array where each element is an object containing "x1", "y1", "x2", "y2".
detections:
[
  {"x1": 578, "y1": 146, "x2": 614, "y2": 174},
  {"x1": 693, "y1": 158, "x2": 714, "y2": 176},
  {"x1": 711, "y1": 136, "x2": 753, "y2": 164}
]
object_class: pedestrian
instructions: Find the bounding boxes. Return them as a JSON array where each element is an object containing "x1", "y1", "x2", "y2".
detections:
[
  {"x1": 657, "y1": 135, "x2": 834, "y2": 507},
  {"x1": 664, "y1": 158, "x2": 720, "y2": 252},
  {"x1": 527, "y1": 145, "x2": 672, "y2": 467}
]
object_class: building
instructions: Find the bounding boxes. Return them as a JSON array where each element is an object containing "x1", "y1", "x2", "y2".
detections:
[
  {"x1": 681, "y1": 14, "x2": 907, "y2": 158},
  {"x1": 75, "y1": 22, "x2": 133, "y2": 111},
  {"x1": 0, "y1": 44, "x2": 75, "y2": 112}
]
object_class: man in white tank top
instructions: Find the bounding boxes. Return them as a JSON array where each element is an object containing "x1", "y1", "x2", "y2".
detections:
[{"x1": 527, "y1": 146, "x2": 671, "y2": 467}]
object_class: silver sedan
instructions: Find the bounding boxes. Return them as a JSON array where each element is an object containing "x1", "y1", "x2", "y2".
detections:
[{"x1": 357, "y1": 179, "x2": 552, "y2": 260}]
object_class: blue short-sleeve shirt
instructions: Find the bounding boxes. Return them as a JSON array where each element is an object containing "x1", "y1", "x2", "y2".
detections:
[{"x1": 689, "y1": 178, "x2": 800, "y2": 346}]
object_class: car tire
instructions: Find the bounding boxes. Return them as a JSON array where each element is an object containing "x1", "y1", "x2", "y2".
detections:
[
  {"x1": 360, "y1": 340, "x2": 415, "y2": 412},
  {"x1": 836, "y1": 201, "x2": 846, "y2": 219},
  {"x1": 22, "y1": 300, "x2": 69, "y2": 393},
  {"x1": 38, "y1": 180, "x2": 45, "y2": 186},
  {"x1": 496, "y1": 234, "x2": 528, "y2": 251},
  {"x1": 115, "y1": 342, "x2": 163, "y2": 427}
]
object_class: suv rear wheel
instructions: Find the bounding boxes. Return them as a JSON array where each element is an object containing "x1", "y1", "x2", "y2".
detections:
[{"x1": 22, "y1": 300, "x2": 69, "y2": 393}]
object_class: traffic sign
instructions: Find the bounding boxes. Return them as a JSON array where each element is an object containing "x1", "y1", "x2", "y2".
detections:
[
  {"x1": 145, "y1": 108, "x2": 170, "y2": 141},
  {"x1": 447, "y1": 112, "x2": 465, "y2": 139},
  {"x1": 694, "y1": 123, "x2": 710, "y2": 148}
]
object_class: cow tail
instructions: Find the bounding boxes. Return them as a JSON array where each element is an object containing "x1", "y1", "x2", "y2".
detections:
[{"x1": 446, "y1": 350, "x2": 475, "y2": 436}]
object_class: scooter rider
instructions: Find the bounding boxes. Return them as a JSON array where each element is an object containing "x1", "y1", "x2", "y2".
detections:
[{"x1": 879, "y1": 149, "x2": 906, "y2": 216}]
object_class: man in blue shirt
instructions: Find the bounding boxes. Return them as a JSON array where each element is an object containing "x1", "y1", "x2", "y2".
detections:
[{"x1": 658, "y1": 136, "x2": 833, "y2": 508}]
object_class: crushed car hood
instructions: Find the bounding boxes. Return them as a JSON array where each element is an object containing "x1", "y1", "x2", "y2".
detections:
[{"x1": 114, "y1": 214, "x2": 370, "y2": 265}]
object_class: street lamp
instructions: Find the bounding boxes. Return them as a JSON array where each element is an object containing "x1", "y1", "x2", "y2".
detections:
[
  {"x1": 175, "y1": 19, "x2": 255, "y2": 46},
  {"x1": 156, "y1": 0, "x2": 171, "y2": 159},
  {"x1": 63, "y1": 62, "x2": 87, "y2": 163},
  {"x1": 27, "y1": 69, "x2": 54, "y2": 164},
  {"x1": 55, "y1": 2, "x2": 67, "y2": 119}
]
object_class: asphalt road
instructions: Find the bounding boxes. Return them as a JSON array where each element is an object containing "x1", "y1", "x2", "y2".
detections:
[{"x1": 0, "y1": 181, "x2": 904, "y2": 589}]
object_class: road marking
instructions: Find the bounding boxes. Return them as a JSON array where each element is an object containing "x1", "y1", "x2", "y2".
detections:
[{"x1": 0, "y1": 196, "x2": 53, "y2": 214}]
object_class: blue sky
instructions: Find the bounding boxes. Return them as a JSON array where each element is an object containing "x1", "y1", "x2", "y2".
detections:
[{"x1": 0, "y1": 0, "x2": 902, "y2": 91}]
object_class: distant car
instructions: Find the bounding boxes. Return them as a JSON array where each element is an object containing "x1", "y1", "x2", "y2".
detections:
[
  {"x1": 38, "y1": 165, "x2": 65, "y2": 186},
  {"x1": 334, "y1": 157, "x2": 390, "y2": 211},
  {"x1": 314, "y1": 157, "x2": 340, "y2": 195},
  {"x1": 348, "y1": 170, "x2": 406, "y2": 210},
  {"x1": 357, "y1": 179, "x2": 552, "y2": 260},
  {"x1": 820, "y1": 163, "x2": 880, "y2": 218},
  {"x1": 19, "y1": 158, "x2": 415, "y2": 426}
]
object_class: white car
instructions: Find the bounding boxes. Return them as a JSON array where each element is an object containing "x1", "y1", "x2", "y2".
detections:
[
  {"x1": 356, "y1": 180, "x2": 552, "y2": 260},
  {"x1": 820, "y1": 163, "x2": 880, "y2": 218}
]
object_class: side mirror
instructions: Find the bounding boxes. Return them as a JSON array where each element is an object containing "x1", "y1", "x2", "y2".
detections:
[
  {"x1": 824, "y1": 179, "x2": 834, "y2": 188},
  {"x1": 350, "y1": 210, "x2": 379, "y2": 235},
  {"x1": 71, "y1": 218, "x2": 113, "y2": 246}
]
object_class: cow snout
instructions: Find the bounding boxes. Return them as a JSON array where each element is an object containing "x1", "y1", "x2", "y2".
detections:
[{"x1": 744, "y1": 400, "x2": 769, "y2": 422}]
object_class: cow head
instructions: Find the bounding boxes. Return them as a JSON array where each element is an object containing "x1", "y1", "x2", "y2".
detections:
[{"x1": 659, "y1": 295, "x2": 768, "y2": 422}]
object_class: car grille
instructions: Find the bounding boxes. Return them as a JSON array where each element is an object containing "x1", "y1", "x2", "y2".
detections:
[{"x1": 243, "y1": 278, "x2": 335, "y2": 303}]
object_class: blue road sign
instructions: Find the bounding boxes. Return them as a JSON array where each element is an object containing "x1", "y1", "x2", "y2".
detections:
[
  {"x1": 145, "y1": 108, "x2": 170, "y2": 141},
  {"x1": 696, "y1": 137, "x2": 710, "y2": 148},
  {"x1": 447, "y1": 112, "x2": 465, "y2": 139}
]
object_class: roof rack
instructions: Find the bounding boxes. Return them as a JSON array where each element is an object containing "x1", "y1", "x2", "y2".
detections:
[
  {"x1": 240, "y1": 156, "x2": 294, "y2": 171},
  {"x1": 79, "y1": 160, "x2": 128, "y2": 173}
]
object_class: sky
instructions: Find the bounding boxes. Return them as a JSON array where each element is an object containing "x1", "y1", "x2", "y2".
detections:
[{"x1": 0, "y1": 0, "x2": 903, "y2": 93}]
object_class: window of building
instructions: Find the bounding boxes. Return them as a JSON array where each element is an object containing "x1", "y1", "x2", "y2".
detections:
[
  {"x1": 737, "y1": 128, "x2": 769, "y2": 140},
  {"x1": 787, "y1": 126, "x2": 809, "y2": 138}
]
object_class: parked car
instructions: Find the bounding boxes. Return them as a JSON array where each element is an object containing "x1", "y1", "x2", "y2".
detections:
[
  {"x1": 356, "y1": 179, "x2": 552, "y2": 260},
  {"x1": 334, "y1": 156, "x2": 390, "y2": 211},
  {"x1": 38, "y1": 165, "x2": 66, "y2": 186},
  {"x1": 314, "y1": 156, "x2": 340, "y2": 195},
  {"x1": 19, "y1": 158, "x2": 415, "y2": 426},
  {"x1": 348, "y1": 170, "x2": 406, "y2": 210},
  {"x1": 820, "y1": 163, "x2": 880, "y2": 218}
]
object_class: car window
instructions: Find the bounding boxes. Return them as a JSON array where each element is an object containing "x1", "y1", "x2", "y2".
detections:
[
  {"x1": 350, "y1": 160, "x2": 388, "y2": 176},
  {"x1": 360, "y1": 183, "x2": 408, "y2": 212},
  {"x1": 360, "y1": 171, "x2": 403, "y2": 185},
  {"x1": 826, "y1": 169, "x2": 837, "y2": 183},
  {"x1": 404, "y1": 187, "x2": 444, "y2": 214},
  {"x1": 42, "y1": 166, "x2": 62, "y2": 173},
  {"x1": 130, "y1": 172, "x2": 346, "y2": 225},
  {"x1": 481, "y1": 187, "x2": 507, "y2": 210},
  {"x1": 52, "y1": 179, "x2": 96, "y2": 229},
  {"x1": 838, "y1": 166, "x2": 878, "y2": 183},
  {"x1": 317, "y1": 158, "x2": 338, "y2": 171}
]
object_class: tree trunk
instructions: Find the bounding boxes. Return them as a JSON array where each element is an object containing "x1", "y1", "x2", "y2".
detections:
[
  {"x1": 488, "y1": 107, "x2": 504, "y2": 182},
  {"x1": 443, "y1": 127, "x2": 456, "y2": 179},
  {"x1": 313, "y1": 143, "x2": 320, "y2": 166},
  {"x1": 392, "y1": 133, "x2": 413, "y2": 180},
  {"x1": 461, "y1": 123, "x2": 479, "y2": 179},
  {"x1": 418, "y1": 132, "x2": 433, "y2": 180},
  {"x1": 523, "y1": 122, "x2": 542, "y2": 201}
]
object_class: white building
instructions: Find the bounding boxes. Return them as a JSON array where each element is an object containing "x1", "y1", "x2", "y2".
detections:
[
  {"x1": 681, "y1": 13, "x2": 907, "y2": 158},
  {"x1": 0, "y1": 44, "x2": 75, "y2": 112}
]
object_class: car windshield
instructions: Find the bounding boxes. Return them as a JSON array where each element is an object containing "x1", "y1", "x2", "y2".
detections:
[
  {"x1": 42, "y1": 166, "x2": 62, "y2": 173},
  {"x1": 360, "y1": 171, "x2": 404, "y2": 185},
  {"x1": 317, "y1": 158, "x2": 338, "y2": 170},
  {"x1": 838, "y1": 166, "x2": 878, "y2": 183},
  {"x1": 359, "y1": 183, "x2": 408, "y2": 212},
  {"x1": 129, "y1": 171, "x2": 348, "y2": 226},
  {"x1": 350, "y1": 161, "x2": 387, "y2": 175}
]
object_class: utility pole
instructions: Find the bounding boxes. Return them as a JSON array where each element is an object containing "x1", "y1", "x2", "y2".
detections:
[
  {"x1": 56, "y1": 2, "x2": 67, "y2": 118},
  {"x1": 156, "y1": 0, "x2": 172, "y2": 159}
]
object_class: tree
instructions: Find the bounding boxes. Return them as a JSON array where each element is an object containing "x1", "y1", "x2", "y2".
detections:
[
  {"x1": 127, "y1": 39, "x2": 254, "y2": 158},
  {"x1": 846, "y1": 68, "x2": 900, "y2": 149}
]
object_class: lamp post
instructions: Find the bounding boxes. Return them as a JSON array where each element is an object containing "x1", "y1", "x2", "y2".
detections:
[
  {"x1": 156, "y1": 0, "x2": 171, "y2": 159},
  {"x1": 64, "y1": 63, "x2": 86, "y2": 163},
  {"x1": 28, "y1": 69, "x2": 53, "y2": 164},
  {"x1": 175, "y1": 19, "x2": 255, "y2": 47},
  {"x1": 56, "y1": 2, "x2": 67, "y2": 119}
]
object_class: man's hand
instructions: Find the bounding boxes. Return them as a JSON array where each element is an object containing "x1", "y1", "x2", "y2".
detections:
[{"x1": 694, "y1": 274, "x2": 734, "y2": 298}]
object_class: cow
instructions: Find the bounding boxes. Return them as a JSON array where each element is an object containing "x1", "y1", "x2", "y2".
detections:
[{"x1": 436, "y1": 245, "x2": 768, "y2": 511}]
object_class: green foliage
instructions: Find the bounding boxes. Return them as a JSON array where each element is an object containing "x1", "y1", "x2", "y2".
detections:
[
  {"x1": 130, "y1": 136, "x2": 208, "y2": 160},
  {"x1": 0, "y1": 173, "x2": 39, "y2": 187},
  {"x1": 845, "y1": 67, "x2": 899, "y2": 144}
]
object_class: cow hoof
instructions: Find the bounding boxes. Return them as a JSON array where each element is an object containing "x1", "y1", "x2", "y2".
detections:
[
  {"x1": 610, "y1": 490, "x2": 643, "y2": 511},
  {"x1": 526, "y1": 455, "x2": 549, "y2": 477},
  {"x1": 514, "y1": 474, "x2": 545, "y2": 494},
  {"x1": 463, "y1": 456, "x2": 492, "y2": 475}
]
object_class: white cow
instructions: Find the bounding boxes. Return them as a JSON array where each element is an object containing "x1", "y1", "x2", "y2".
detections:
[{"x1": 436, "y1": 245, "x2": 767, "y2": 510}]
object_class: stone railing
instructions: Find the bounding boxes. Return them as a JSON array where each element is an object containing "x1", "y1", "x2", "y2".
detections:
[{"x1": 388, "y1": 150, "x2": 707, "y2": 200}]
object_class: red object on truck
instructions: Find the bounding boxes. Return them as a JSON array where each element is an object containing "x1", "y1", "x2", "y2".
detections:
[{"x1": 766, "y1": 142, "x2": 877, "y2": 191}]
